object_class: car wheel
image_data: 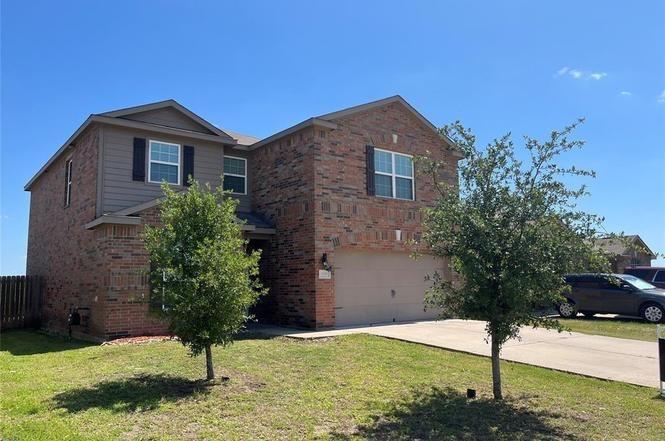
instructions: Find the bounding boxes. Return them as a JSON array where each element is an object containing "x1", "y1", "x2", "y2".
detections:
[
  {"x1": 641, "y1": 303, "x2": 664, "y2": 323},
  {"x1": 557, "y1": 301, "x2": 576, "y2": 318}
]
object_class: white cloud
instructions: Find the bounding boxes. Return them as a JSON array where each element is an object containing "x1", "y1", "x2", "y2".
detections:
[
  {"x1": 620, "y1": 91, "x2": 632, "y2": 96},
  {"x1": 555, "y1": 67, "x2": 607, "y2": 81},
  {"x1": 570, "y1": 69, "x2": 584, "y2": 79},
  {"x1": 556, "y1": 67, "x2": 570, "y2": 77},
  {"x1": 658, "y1": 90, "x2": 665, "y2": 103}
]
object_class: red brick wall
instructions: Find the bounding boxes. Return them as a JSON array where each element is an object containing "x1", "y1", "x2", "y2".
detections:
[
  {"x1": 313, "y1": 102, "x2": 458, "y2": 326},
  {"x1": 249, "y1": 102, "x2": 458, "y2": 328},
  {"x1": 95, "y1": 207, "x2": 168, "y2": 339},
  {"x1": 27, "y1": 126, "x2": 168, "y2": 340},
  {"x1": 26, "y1": 126, "x2": 106, "y2": 337},
  {"x1": 249, "y1": 128, "x2": 320, "y2": 327}
]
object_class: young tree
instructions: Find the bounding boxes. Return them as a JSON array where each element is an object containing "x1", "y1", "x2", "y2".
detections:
[
  {"x1": 418, "y1": 120, "x2": 611, "y2": 400},
  {"x1": 144, "y1": 179, "x2": 266, "y2": 381}
]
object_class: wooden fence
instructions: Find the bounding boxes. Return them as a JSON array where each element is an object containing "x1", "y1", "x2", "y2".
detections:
[{"x1": 0, "y1": 276, "x2": 42, "y2": 330}]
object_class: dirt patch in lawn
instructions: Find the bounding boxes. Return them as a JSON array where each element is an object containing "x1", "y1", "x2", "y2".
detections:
[{"x1": 101, "y1": 335, "x2": 178, "y2": 346}]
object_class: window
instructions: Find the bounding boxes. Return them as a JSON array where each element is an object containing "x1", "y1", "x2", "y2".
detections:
[
  {"x1": 64, "y1": 159, "x2": 73, "y2": 207},
  {"x1": 374, "y1": 148, "x2": 414, "y2": 200},
  {"x1": 148, "y1": 140, "x2": 180, "y2": 185},
  {"x1": 223, "y1": 156, "x2": 247, "y2": 194},
  {"x1": 148, "y1": 266, "x2": 170, "y2": 312},
  {"x1": 654, "y1": 271, "x2": 665, "y2": 283}
]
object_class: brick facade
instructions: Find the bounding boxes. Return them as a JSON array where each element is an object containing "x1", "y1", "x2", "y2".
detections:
[
  {"x1": 313, "y1": 103, "x2": 457, "y2": 327},
  {"x1": 249, "y1": 127, "x2": 319, "y2": 327},
  {"x1": 26, "y1": 98, "x2": 459, "y2": 338},
  {"x1": 249, "y1": 102, "x2": 457, "y2": 327},
  {"x1": 95, "y1": 206, "x2": 167, "y2": 339},
  {"x1": 26, "y1": 126, "x2": 105, "y2": 338},
  {"x1": 26, "y1": 126, "x2": 168, "y2": 340}
]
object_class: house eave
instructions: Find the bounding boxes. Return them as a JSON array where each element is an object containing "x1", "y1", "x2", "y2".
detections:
[
  {"x1": 246, "y1": 118, "x2": 338, "y2": 151},
  {"x1": 24, "y1": 116, "x2": 237, "y2": 191},
  {"x1": 90, "y1": 115, "x2": 237, "y2": 144},
  {"x1": 83, "y1": 214, "x2": 142, "y2": 230},
  {"x1": 109, "y1": 197, "x2": 276, "y2": 235},
  {"x1": 99, "y1": 99, "x2": 234, "y2": 140},
  {"x1": 24, "y1": 116, "x2": 95, "y2": 191},
  {"x1": 317, "y1": 95, "x2": 464, "y2": 159}
]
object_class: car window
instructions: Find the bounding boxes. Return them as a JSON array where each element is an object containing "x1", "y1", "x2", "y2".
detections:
[
  {"x1": 601, "y1": 277, "x2": 623, "y2": 290},
  {"x1": 654, "y1": 271, "x2": 665, "y2": 283},
  {"x1": 617, "y1": 274, "x2": 656, "y2": 290}
]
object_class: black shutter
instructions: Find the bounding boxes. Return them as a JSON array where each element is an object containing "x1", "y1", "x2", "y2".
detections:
[
  {"x1": 183, "y1": 145, "x2": 194, "y2": 186},
  {"x1": 366, "y1": 145, "x2": 375, "y2": 196},
  {"x1": 132, "y1": 138, "x2": 146, "y2": 181}
]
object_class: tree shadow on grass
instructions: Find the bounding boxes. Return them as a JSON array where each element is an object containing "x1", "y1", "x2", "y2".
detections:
[
  {"x1": 53, "y1": 374, "x2": 212, "y2": 413},
  {"x1": 332, "y1": 387, "x2": 579, "y2": 441}
]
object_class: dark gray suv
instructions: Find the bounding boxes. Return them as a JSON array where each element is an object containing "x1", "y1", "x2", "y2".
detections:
[{"x1": 559, "y1": 273, "x2": 665, "y2": 323}]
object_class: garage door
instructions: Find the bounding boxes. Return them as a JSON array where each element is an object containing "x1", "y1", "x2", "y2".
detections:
[{"x1": 334, "y1": 250, "x2": 442, "y2": 327}]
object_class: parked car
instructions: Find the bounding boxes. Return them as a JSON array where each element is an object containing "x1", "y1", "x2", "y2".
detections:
[
  {"x1": 622, "y1": 266, "x2": 665, "y2": 289},
  {"x1": 558, "y1": 273, "x2": 665, "y2": 323}
]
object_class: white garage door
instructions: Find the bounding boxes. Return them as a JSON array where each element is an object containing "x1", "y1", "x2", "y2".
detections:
[{"x1": 334, "y1": 250, "x2": 442, "y2": 327}]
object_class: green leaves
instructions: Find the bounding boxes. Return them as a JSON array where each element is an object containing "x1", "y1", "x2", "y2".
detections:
[
  {"x1": 421, "y1": 120, "x2": 611, "y2": 346},
  {"x1": 143, "y1": 179, "x2": 266, "y2": 358}
]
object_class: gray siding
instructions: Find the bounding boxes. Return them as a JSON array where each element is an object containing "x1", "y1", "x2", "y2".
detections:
[
  {"x1": 121, "y1": 107, "x2": 215, "y2": 134},
  {"x1": 101, "y1": 126, "x2": 224, "y2": 213}
]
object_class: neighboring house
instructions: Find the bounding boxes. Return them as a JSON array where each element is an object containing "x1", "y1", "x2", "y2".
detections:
[
  {"x1": 595, "y1": 235, "x2": 656, "y2": 273},
  {"x1": 25, "y1": 96, "x2": 462, "y2": 340}
]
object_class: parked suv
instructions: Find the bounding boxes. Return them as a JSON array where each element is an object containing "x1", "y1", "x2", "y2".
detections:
[
  {"x1": 559, "y1": 273, "x2": 665, "y2": 323},
  {"x1": 622, "y1": 267, "x2": 665, "y2": 289}
]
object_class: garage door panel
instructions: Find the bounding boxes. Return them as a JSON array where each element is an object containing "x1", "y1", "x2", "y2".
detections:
[
  {"x1": 334, "y1": 250, "x2": 442, "y2": 327},
  {"x1": 336, "y1": 287, "x2": 389, "y2": 307},
  {"x1": 336, "y1": 269, "x2": 436, "y2": 287}
]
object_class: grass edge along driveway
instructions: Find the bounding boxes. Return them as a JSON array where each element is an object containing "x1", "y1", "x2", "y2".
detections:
[
  {"x1": 557, "y1": 315, "x2": 659, "y2": 342},
  {"x1": 1, "y1": 330, "x2": 663, "y2": 440}
]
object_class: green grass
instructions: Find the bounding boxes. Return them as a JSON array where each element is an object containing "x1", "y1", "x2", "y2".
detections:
[
  {"x1": 1, "y1": 330, "x2": 663, "y2": 440},
  {"x1": 559, "y1": 315, "x2": 659, "y2": 342}
]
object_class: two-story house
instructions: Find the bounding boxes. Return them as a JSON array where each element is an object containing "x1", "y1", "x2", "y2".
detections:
[{"x1": 25, "y1": 95, "x2": 461, "y2": 340}]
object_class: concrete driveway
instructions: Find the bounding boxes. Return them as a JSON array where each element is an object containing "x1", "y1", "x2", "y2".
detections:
[{"x1": 258, "y1": 319, "x2": 660, "y2": 388}]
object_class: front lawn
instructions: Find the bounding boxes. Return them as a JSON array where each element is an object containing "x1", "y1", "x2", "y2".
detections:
[
  {"x1": 560, "y1": 315, "x2": 658, "y2": 342},
  {"x1": 1, "y1": 330, "x2": 663, "y2": 440}
]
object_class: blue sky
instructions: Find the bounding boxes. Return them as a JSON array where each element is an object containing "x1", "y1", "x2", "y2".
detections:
[{"x1": 1, "y1": 0, "x2": 664, "y2": 274}]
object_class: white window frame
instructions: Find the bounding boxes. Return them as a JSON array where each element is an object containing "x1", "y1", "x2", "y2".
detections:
[
  {"x1": 148, "y1": 140, "x2": 181, "y2": 185},
  {"x1": 65, "y1": 159, "x2": 73, "y2": 207},
  {"x1": 223, "y1": 155, "x2": 247, "y2": 195},
  {"x1": 374, "y1": 147, "x2": 415, "y2": 200}
]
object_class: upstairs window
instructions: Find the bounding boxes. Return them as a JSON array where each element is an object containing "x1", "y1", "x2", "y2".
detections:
[
  {"x1": 374, "y1": 148, "x2": 414, "y2": 200},
  {"x1": 223, "y1": 156, "x2": 247, "y2": 194},
  {"x1": 148, "y1": 140, "x2": 181, "y2": 185},
  {"x1": 64, "y1": 159, "x2": 73, "y2": 207}
]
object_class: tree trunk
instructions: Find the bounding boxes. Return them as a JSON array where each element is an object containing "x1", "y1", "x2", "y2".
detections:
[
  {"x1": 205, "y1": 344, "x2": 215, "y2": 381},
  {"x1": 491, "y1": 335, "x2": 502, "y2": 400}
]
